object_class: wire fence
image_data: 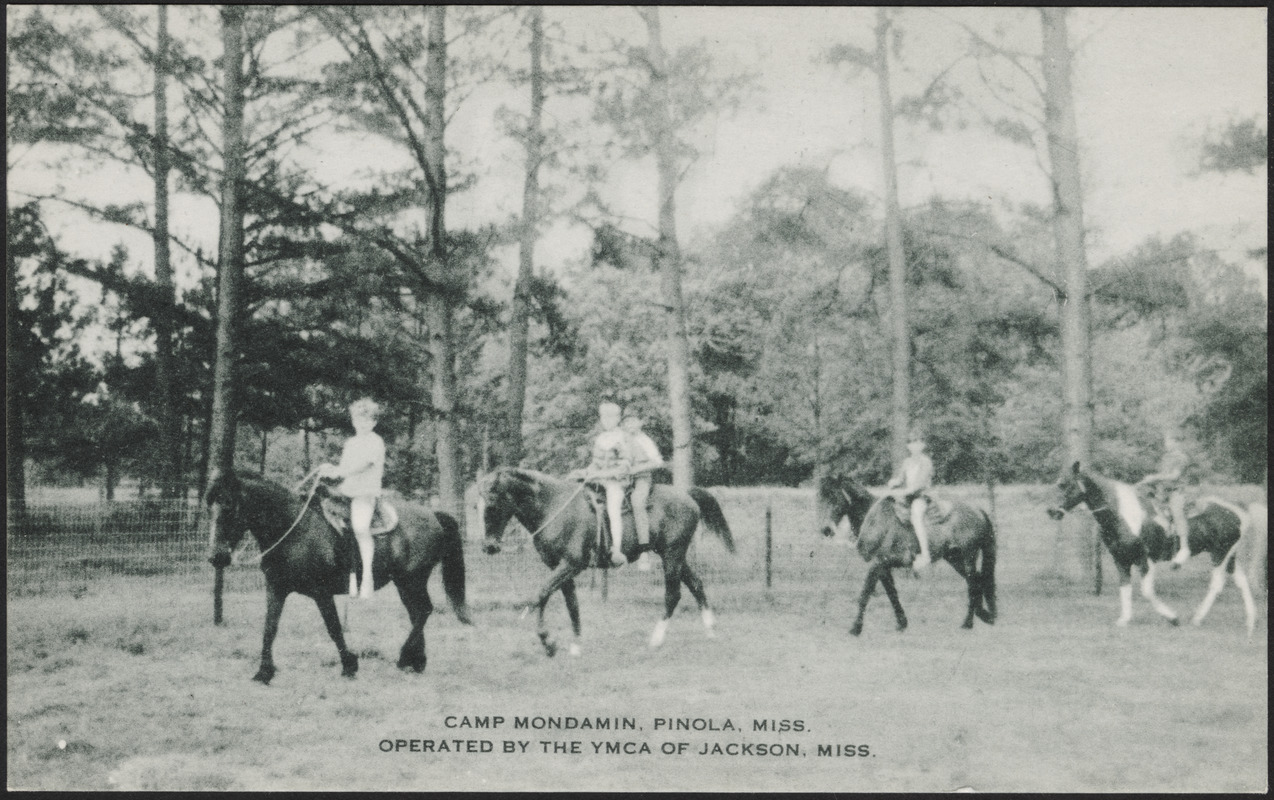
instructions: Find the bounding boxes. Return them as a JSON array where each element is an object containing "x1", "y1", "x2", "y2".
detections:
[{"x1": 7, "y1": 484, "x2": 1265, "y2": 601}]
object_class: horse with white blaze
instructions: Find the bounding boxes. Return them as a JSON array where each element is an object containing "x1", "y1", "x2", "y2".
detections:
[{"x1": 1047, "y1": 462, "x2": 1260, "y2": 637}]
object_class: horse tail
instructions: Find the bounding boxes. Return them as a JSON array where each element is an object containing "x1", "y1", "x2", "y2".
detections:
[
  {"x1": 688, "y1": 488, "x2": 736, "y2": 554},
  {"x1": 435, "y1": 511, "x2": 472, "y2": 625}
]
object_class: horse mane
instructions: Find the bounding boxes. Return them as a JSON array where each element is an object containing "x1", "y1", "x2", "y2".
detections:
[
  {"x1": 817, "y1": 471, "x2": 873, "y2": 508},
  {"x1": 211, "y1": 469, "x2": 305, "y2": 533}
]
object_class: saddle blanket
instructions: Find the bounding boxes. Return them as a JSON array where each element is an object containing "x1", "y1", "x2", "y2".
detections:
[
  {"x1": 891, "y1": 493, "x2": 956, "y2": 526},
  {"x1": 583, "y1": 481, "x2": 653, "y2": 566},
  {"x1": 320, "y1": 495, "x2": 399, "y2": 537}
]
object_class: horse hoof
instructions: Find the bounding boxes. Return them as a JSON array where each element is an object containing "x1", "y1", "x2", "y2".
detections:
[
  {"x1": 896, "y1": 622, "x2": 908, "y2": 633},
  {"x1": 1115, "y1": 618, "x2": 1130, "y2": 627},
  {"x1": 252, "y1": 668, "x2": 275, "y2": 685},
  {"x1": 568, "y1": 643, "x2": 581, "y2": 658},
  {"x1": 961, "y1": 620, "x2": 974, "y2": 630},
  {"x1": 1168, "y1": 617, "x2": 1180, "y2": 627},
  {"x1": 849, "y1": 625, "x2": 863, "y2": 637}
]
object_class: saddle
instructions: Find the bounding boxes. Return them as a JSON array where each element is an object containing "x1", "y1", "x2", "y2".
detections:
[
  {"x1": 583, "y1": 481, "x2": 652, "y2": 567},
  {"x1": 890, "y1": 492, "x2": 955, "y2": 527},
  {"x1": 318, "y1": 487, "x2": 399, "y2": 538}
]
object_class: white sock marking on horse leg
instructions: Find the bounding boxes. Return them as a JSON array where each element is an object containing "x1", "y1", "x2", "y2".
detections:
[
  {"x1": 649, "y1": 618, "x2": 670, "y2": 649},
  {"x1": 1192, "y1": 566, "x2": 1226, "y2": 625},
  {"x1": 1118, "y1": 584, "x2": 1133, "y2": 626},
  {"x1": 701, "y1": 608, "x2": 716, "y2": 638},
  {"x1": 1231, "y1": 568, "x2": 1257, "y2": 639},
  {"x1": 1140, "y1": 564, "x2": 1178, "y2": 622},
  {"x1": 568, "y1": 639, "x2": 582, "y2": 658}
]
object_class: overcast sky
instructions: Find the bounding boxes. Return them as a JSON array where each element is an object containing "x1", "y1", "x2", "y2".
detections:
[{"x1": 10, "y1": 7, "x2": 1267, "y2": 300}]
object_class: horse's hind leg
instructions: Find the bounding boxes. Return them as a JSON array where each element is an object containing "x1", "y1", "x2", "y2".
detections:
[
  {"x1": 650, "y1": 557, "x2": 685, "y2": 649},
  {"x1": 254, "y1": 586, "x2": 287, "y2": 684},
  {"x1": 315, "y1": 594, "x2": 359, "y2": 678},
  {"x1": 679, "y1": 562, "x2": 716, "y2": 639},
  {"x1": 948, "y1": 558, "x2": 979, "y2": 629},
  {"x1": 879, "y1": 568, "x2": 908, "y2": 632},
  {"x1": 394, "y1": 576, "x2": 433, "y2": 672},
  {"x1": 560, "y1": 579, "x2": 582, "y2": 657},
  {"x1": 1231, "y1": 565, "x2": 1258, "y2": 639}
]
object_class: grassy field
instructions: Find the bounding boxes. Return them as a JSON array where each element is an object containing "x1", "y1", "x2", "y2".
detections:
[{"x1": 8, "y1": 506, "x2": 1268, "y2": 792}]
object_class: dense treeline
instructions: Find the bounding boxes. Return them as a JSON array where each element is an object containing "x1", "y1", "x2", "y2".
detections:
[{"x1": 6, "y1": 7, "x2": 1266, "y2": 508}]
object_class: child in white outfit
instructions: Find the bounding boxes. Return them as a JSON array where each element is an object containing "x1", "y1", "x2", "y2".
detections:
[
  {"x1": 319, "y1": 398, "x2": 385, "y2": 599},
  {"x1": 584, "y1": 402, "x2": 631, "y2": 567},
  {"x1": 886, "y1": 428, "x2": 934, "y2": 571}
]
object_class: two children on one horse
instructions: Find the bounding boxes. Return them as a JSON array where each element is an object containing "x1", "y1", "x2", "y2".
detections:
[
  {"x1": 578, "y1": 402, "x2": 664, "y2": 568},
  {"x1": 317, "y1": 398, "x2": 385, "y2": 599},
  {"x1": 886, "y1": 427, "x2": 935, "y2": 571}
]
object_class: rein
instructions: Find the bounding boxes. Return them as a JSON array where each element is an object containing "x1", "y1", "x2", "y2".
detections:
[
  {"x1": 256, "y1": 473, "x2": 323, "y2": 560},
  {"x1": 523, "y1": 482, "x2": 587, "y2": 540}
]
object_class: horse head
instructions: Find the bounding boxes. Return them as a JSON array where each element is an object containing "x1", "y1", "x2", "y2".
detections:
[
  {"x1": 816, "y1": 471, "x2": 873, "y2": 539},
  {"x1": 481, "y1": 468, "x2": 534, "y2": 554},
  {"x1": 1047, "y1": 461, "x2": 1089, "y2": 520},
  {"x1": 205, "y1": 469, "x2": 246, "y2": 567}
]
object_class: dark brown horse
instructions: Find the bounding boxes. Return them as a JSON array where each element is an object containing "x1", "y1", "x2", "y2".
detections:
[
  {"x1": 206, "y1": 470, "x2": 471, "y2": 684},
  {"x1": 480, "y1": 467, "x2": 735, "y2": 656},
  {"x1": 818, "y1": 473, "x2": 997, "y2": 636}
]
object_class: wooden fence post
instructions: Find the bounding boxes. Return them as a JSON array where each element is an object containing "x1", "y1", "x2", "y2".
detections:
[{"x1": 765, "y1": 504, "x2": 773, "y2": 589}]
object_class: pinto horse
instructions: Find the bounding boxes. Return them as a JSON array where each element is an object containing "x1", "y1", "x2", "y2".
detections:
[
  {"x1": 817, "y1": 473, "x2": 997, "y2": 636},
  {"x1": 1048, "y1": 461, "x2": 1260, "y2": 636},
  {"x1": 480, "y1": 467, "x2": 735, "y2": 656},
  {"x1": 206, "y1": 470, "x2": 471, "y2": 683}
]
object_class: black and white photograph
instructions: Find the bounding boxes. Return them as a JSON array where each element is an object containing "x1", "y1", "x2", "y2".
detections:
[{"x1": 6, "y1": 5, "x2": 1267, "y2": 792}]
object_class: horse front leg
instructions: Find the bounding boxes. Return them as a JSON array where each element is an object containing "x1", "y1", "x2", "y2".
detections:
[
  {"x1": 1139, "y1": 561, "x2": 1180, "y2": 626},
  {"x1": 315, "y1": 594, "x2": 359, "y2": 678},
  {"x1": 851, "y1": 561, "x2": 883, "y2": 637},
  {"x1": 560, "y1": 579, "x2": 582, "y2": 657},
  {"x1": 879, "y1": 567, "x2": 908, "y2": 632},
  {"x1": 254, "y1": 586, "x2": 287, "y2": 684},
  {"x1": 534, "y1": 562, "x2": 581, "y2": 658},
  {"x1": 1114, "y1": 560, "x2": 1134, "y2": 627}
]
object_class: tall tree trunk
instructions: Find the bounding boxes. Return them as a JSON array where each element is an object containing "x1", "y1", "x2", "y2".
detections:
[
  {"x1": 152, "y1": 4, "x2": 182, "y2": 498},
  {"x1": 207, "y1": 5, "x2": 246, "y2": 481},
  {"x1": 1040, "y1": 8, "x2": 1092, "y2": 469},
  {"x1": 6, "y1": 45, "x2": 28, "y2": 519},
  {"x1": 504, "y1": 5, "x2": 545, "y2": 467},
  {"x1": 642, "y1": 6, "x2": 694, "y2": 491},
  {"x1": 6, "y1": 236, "x2": 27, "y2": 518},
  {"x1": 424, "y1": 6, "x2": 461, "y2": 514},
  {"x1": 875, "y1": 8, "x2": 910, "y2": 463}
]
